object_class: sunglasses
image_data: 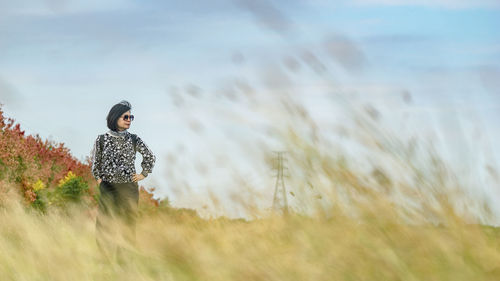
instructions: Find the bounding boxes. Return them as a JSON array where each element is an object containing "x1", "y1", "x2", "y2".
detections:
[{"x1": 122, "y1": 114, "x2": 135, "y2": 121}]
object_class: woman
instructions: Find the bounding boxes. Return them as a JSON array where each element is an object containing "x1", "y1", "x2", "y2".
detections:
[{"x1": 91, "y1": 100, "x2": 156, "y2": 261}]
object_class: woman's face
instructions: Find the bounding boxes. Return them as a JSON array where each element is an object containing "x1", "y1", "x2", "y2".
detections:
[{"x1": 117, "y1": 110, "x2": 132, "y2": 131}]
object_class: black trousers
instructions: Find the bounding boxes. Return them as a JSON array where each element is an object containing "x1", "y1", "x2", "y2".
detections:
[{"x1": 95, "y1": 181, "x2": 139, "y2": 258}]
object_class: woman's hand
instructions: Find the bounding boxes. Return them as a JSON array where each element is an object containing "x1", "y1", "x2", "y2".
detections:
[
  {"x1": 132, "y1": 174, "x2": 146, "y2": 182},
  {"x1": 97, "y1": 179, "x2": 102, "y2": 185}
]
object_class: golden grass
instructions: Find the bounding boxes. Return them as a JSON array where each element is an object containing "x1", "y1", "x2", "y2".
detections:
[
  {"x1": 0, "y1": 183, "x2": 500, "y2": 281},
  {"x1": 2, "y1": 95, "x2": 500, "y2": 280}
]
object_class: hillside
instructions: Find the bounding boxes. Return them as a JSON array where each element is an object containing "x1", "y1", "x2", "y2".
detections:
[
  {"x1": 2, "y1": 105, "x2": 500, "y2": 280},
  {"x1": 0, "y1": 105, "x2": 164, "y2": 215}
]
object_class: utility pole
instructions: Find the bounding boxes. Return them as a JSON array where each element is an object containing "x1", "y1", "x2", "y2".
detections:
[{"x1": 272, "y1": 151, "x2": 289, "y2": 215}]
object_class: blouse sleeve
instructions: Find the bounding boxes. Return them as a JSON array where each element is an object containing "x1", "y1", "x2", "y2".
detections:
[
  {"x1": 91, "y1": 135, "x2": 102, "y2": 181},
  {"x1": 136, "y1": 136, "x2": 156, "y2": 177}
]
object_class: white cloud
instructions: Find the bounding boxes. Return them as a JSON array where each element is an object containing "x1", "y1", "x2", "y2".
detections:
[
  {"x1": 351, "y1": 0, "x2": 500, "y2": 9},
  {"x1": 0, "y1": 0, "x2": 136, "y2": 16}
]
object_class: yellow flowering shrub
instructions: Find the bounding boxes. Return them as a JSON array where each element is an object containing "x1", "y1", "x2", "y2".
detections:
[
  {"x1": 50, "y1": 171, "x2": 89, "y2": 204},
  {"x1": 32, "y1": 179, "x2": 46, "y2": 191},
  {"x1": 58, "y1": 171, "x2": 76, "y2": 188}
]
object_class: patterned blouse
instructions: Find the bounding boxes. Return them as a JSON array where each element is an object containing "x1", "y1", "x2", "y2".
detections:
[{"x1": 91, "y1": 130, "x2": 156, "y2": 183}]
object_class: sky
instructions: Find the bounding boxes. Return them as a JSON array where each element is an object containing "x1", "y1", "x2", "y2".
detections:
[{"x1": 0, "y1": 0, "x2": 499, "y2": 220}]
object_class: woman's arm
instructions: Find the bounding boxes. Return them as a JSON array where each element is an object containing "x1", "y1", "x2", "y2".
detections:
[
  {"x1": 135, "y1": 136, "x2": 156, "y2": 177},
  {"x1": 91, "y1": 135, "x2": 102, "y2": 182}
]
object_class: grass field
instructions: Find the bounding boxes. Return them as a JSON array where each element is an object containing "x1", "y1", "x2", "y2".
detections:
[
  {"x1": 2, "y1": 100, "x2": 500, "y2": 280},
  {"x1": 1, "y1": 172, "x2": 500, "y2": 281}
]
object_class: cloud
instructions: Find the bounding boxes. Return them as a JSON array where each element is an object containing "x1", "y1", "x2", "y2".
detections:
[
  {"x1": 0, "y1": 77, "x2": 22, "y2": 106},
  {"x1": 362, "y1": 34, "x2": 433, "y2": 45},
  {"x1": 351, "y1": 0, "x2": 500, "y2": 9},
  {"x1": 0, "y1": 0, "x2": 136, "y2": 16}
]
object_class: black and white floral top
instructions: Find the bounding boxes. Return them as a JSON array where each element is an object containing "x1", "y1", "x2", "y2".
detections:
[{"x1": 91, "y1": 130, "x2": 156, "y2": 183}]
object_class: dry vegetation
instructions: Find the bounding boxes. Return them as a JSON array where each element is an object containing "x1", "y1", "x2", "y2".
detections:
[{"x1": 2, "y1": 97, "x2": 500, "y2": 280}]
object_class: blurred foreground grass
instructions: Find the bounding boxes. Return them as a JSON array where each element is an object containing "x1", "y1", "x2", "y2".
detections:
[
  {"x1": 1, "y1": 178, "x2": 500, "y2": 280},
  {"x1": 2, "y1": 96, "x2": 500, "y2": 280}
]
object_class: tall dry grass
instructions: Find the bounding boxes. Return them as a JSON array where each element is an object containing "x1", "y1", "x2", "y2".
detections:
[
  {"x1": 1, "y1": 97, "x2": 500, "y2": 280},
  {"x1": 1, "y1": 185, "x2": 500, "y2": 280}
]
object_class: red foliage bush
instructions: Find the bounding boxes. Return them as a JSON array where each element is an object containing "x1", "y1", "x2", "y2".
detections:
[
  {"x1": 0, "y1": 105, "x2": 161, "y2": 212},
  {"x1": 0, "y1": 105, "x2": 93, "y2": 204},
  {"x1": 139, "y1": 186, "x2": 160, "y2": 207}
]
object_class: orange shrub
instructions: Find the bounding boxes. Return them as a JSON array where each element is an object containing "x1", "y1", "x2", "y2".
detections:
[{"x1": 0, "y1": 105, "x2": 93, "y2": 206}]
